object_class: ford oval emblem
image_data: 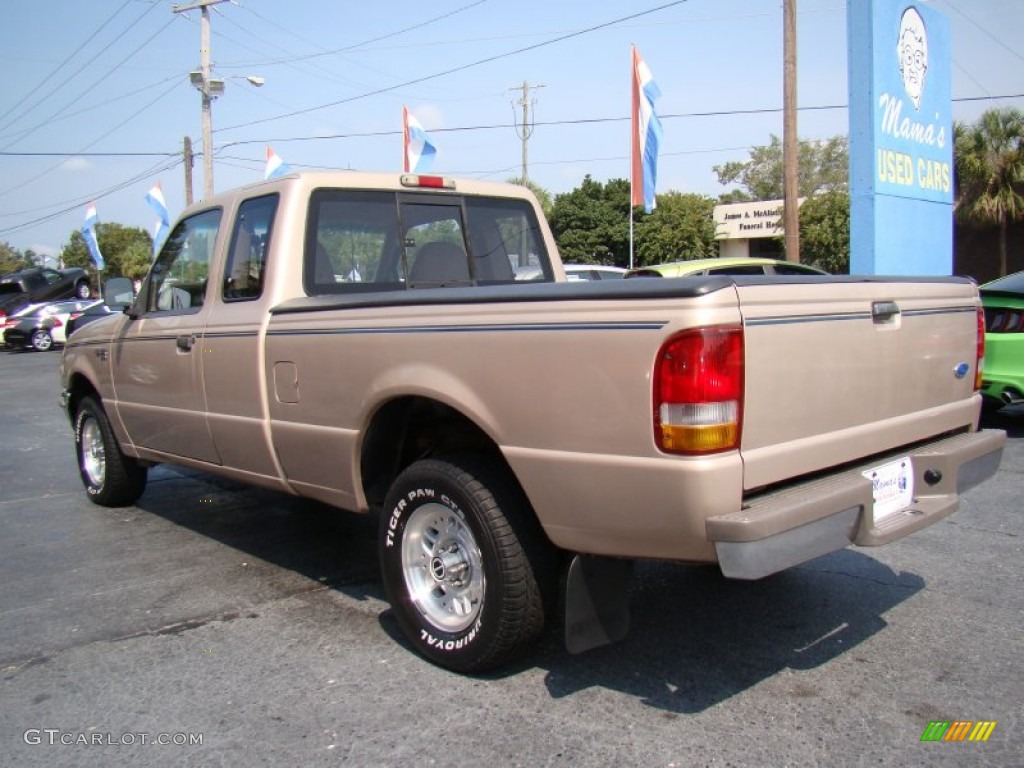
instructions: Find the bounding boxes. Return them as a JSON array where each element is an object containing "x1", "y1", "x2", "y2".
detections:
[{"x1": 953, "y1": 362, "x2": 970, "y2": 380}]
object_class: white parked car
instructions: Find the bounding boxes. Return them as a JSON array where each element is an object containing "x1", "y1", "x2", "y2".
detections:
[
  {"x1": 515, "y1": 263, "x2": 627, "y2": 281},
  {"x1": 3, "y1": 299, "x2": 101, "y2": 351}
]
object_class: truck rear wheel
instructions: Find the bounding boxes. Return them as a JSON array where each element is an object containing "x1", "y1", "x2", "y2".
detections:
[
  {"x1": 379, "y1": 455, "x2": 549, "y2": 673},
  {"x1": 74, "y1": 396, "x2": 148, "y2": 507}
]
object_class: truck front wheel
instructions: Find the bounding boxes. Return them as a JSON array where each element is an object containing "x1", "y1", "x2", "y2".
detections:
[
  {"x1": 74, "y1": 396, "x2": 148, "y2": 507},
  {"x1": 379, "y1": 456, "x2": 549, "y2": 673}
]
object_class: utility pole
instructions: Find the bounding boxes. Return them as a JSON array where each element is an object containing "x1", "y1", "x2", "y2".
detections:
[
  {"x1": 783, "y1": 0, "x2": 800, "y2": 262},
  {"x1": 183, "y1": 136, "x2": 194, "y2": 206},
  {"x1": 173, "y1": 0, "x2": 229, "y2": 201},
  {"x1": 510, "y1": 81, "x2": 544, "y2": 184}
]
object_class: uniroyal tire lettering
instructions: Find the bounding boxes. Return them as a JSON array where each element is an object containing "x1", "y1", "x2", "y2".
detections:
[{"x1": 418, "y1": 617, "x2": 483, "y2": 652}]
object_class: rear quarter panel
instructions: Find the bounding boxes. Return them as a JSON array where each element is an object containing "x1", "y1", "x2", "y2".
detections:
[{"x1": 263, "y1": 284, "x2": 746, "y2": 560}]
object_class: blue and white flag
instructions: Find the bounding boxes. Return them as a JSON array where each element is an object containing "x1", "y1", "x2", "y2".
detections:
[
  {"x1": 631, "y1": 46, "x2": 663, "y2": 213},
  {"x1": 82, "y1": 203, "x2": 105, "y2": 270},
  {"x1": 264, "y1": 145, "x2": 291, "y2": 180},
  {"x1": 403, "y1": 106, "x2": 437, "y2": 173},
  {"x1": 144, "y1": 182, "x2": 170, "y2": 255}
]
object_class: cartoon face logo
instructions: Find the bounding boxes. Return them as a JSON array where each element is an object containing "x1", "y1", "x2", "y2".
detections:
[{"x1": 897, "y1": 7, "x2": 928, "y2": 110}]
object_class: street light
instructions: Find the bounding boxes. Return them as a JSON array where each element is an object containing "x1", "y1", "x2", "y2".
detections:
[{"x1": 189, "y1": 71, "x2": 264, "y2": 199}]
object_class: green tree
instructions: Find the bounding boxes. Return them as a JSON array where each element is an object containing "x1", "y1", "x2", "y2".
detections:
[
  {"x1": 0, "y1": 241, "x2": 34, "y2": 274},
  {"x1": 119, "y1": 242, "x2": 155, "y2": 281},
  {"x1": 954, "y1": 107, "x2": 1024, "y2": 277},
  {"x1": 714, "y1": 134, "x2": 848, "y2": 201},
  {"x1": 507, "y1": 176, "x2": 553, "y2": 219},
  {"x1": 798, "y1": 190, "x2": 850, "y2": 274},
  {"x1": 61, "y1": 222, "x2": 153, "y2": 282},
  {"x1": 635, "y1": 192, "x2": 718, "y2": 266},
  {"x1": 548, "y1": 176, "x2": 631, "y2": 266}
]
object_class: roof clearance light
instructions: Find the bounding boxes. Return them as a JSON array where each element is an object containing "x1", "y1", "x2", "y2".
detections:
[
  {"x1": 400, "y1": 174, "x2": 455, "y2": 190},
  {"x1": 653, "y1": 326, "x2": 744, "y2": 454}
]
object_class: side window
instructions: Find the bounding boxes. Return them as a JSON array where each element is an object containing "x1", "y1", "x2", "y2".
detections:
[
  {"x1": 224, "y1": 194, "x2": 278, "y2": 301},
  {"x1": 707, "y1": 265, "x2": 765, "y2": 276},
  {"x1": 305, "y1": 189, "x2": 400, "y2": 294},
  {"x1": 465, "y1": 197, "x2": 550, "y2": 283},
  {"x1": 773, "y1": 264, "x2": 823, "y2": 276},
  {"x1": 145, "y1": 209, "x2": 222, "y2": 312}
]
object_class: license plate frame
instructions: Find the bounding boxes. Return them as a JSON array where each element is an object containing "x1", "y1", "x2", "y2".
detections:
[{"x1": 862, "y1": 457, "x2": 914, "y2": 524}]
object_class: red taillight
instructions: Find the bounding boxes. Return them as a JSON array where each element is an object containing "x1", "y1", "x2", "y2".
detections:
[
  {"x1": 653, "y1": 326, "x2": 744, "y2": 454},
  {"x1": 52, "y1": 317, "x2": 63, "y2": 327},
  {"x1": 400, "y1": 174, "x2": 455, "y2": 190},
  {"x1": 976, "y1": 306, "x2": 985, "y2": 391}
]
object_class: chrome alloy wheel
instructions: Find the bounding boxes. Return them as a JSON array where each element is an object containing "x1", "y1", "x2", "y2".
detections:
[
  {"x1": 401, "y1": 502, "x2": 485, "y2": 633},
  {"x1": 80, "y1": 416, "x2": 106, "y2": 488}
]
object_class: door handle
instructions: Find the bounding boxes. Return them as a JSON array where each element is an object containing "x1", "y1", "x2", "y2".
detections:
[{"x1": 176, "y1": 334, "x2": 195, "y2": 351}]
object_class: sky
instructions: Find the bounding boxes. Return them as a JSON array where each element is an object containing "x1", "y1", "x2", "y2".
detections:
[{"x1": 1, "y1": 0, "x2": 1021, "y2": 262}]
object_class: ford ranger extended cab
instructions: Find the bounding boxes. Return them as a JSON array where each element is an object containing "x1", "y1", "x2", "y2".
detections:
[{"x1": 60, "y1": 171, "x2": 1005, "y2": 672}]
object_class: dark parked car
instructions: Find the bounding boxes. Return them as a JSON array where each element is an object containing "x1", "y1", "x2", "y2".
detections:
[
  {"x1": 66, "y1": 302, "x2": 117, "y2": 336},
  {"x1": 0, "y1": 267, "x2": 92, "y2": 303},
  {"x1": 65, "y1": 276, "x2": 136, "y2": 337},
  {"x1": 0, "y1": 285, "x2": 32, "y2": 325},
  {"x1": 4, "y1": 299, "x2": 99, "y2": 352}
]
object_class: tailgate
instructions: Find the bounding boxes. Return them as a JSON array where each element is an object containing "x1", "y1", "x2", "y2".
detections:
[{"x1": 737, "y1": 278, "x2": 981, "y2": 490}]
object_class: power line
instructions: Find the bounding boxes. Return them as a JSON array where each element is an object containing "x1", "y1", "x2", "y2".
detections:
[
  {"x1": 0, "y1": 151, "x2": 180, "y2": 158},
  {"x1": 2, "y1": 89, "x2": 1019, "y2": 236},
  {"x1": 0, "y1": 0, "x2": 134, "y2": 134},
  {"x1": 221, "y1": 0, "x2": 494, "y2": 70},
  {"x1": 0, "y1": 3, "x2": 163, "y2": 142},
  {"x1": 0, "y1": 77, "x2": 184, "y2": 203},
  {"x1": 936, "y1": 0, "x2": 1024, "y2": 65},
  {"x1": 0, "y1": 155, "x2": 182, "y2": 236},
  {"x1": 0, "y1": 74, "x2": 185, "y2": 147},
  {"x1": 214, "y1": 0, "x2": 691, "y2": 133},
  {"x1": 6, "y1": 92, "x2": 1021, "y2": 159}
]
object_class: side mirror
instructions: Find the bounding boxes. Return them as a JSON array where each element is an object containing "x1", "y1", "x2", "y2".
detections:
[{"x1": 103, "y1": 277, "x2": 136, "y2": 308}]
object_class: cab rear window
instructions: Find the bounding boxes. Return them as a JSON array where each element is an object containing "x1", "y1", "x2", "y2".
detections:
[{"x1": 304, "y1": 188, "x2": 551, "y2": 294}]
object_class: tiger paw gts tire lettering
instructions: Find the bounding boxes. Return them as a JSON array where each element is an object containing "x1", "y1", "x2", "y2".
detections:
[{"x1": 379, "y1": 456, "x2": 550, "y2": 673}]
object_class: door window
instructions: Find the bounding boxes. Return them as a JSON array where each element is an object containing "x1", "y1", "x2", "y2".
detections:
[
  {"x1": 223, "y1": 195, "x2": 278, "y2": 301},
  {"x1": 145, "y1": 209, "x2": 222, "y2": 312}
]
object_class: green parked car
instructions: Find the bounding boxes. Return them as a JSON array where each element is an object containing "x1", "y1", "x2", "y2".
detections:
[{"x1": 979, "y1": 270, "x2": 1024, "y2": 412}]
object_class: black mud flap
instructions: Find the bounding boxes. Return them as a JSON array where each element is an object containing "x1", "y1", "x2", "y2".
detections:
[{"x1": 563, "y1": 554, "x2": 633, "y2": 655}]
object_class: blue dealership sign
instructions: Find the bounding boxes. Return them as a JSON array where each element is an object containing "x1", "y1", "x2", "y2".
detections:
[{"x1": 848, "y1": 1, "x2": 953, "y2": 275}]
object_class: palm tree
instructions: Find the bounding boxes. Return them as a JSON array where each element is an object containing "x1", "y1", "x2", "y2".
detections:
[{"x1": 953, "y1": 107, "x2": 1024, "y2": 277}]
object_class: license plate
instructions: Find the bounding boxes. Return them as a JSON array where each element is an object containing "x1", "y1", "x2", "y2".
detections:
[{"x1": 862, "y1": 457, "x2": 914, "y2": 523}]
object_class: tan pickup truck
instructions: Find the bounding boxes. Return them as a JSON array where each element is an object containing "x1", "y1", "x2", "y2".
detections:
[{"x1": 60, "y1": 171, "x2": 1005, "y2": 672}]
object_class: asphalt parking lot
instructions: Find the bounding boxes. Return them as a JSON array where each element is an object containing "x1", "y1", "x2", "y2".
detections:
[{"x1": 1, "y1": 348, "x2": 1021, "y2": 767}]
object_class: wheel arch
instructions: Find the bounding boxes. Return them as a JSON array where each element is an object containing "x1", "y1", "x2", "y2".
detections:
[
  {"x1": 65, "y1": 371, "x2": 102, "y2": 426},
  {"x1": 359, "y1": 395, "x2": 543, "y2": 534}
]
